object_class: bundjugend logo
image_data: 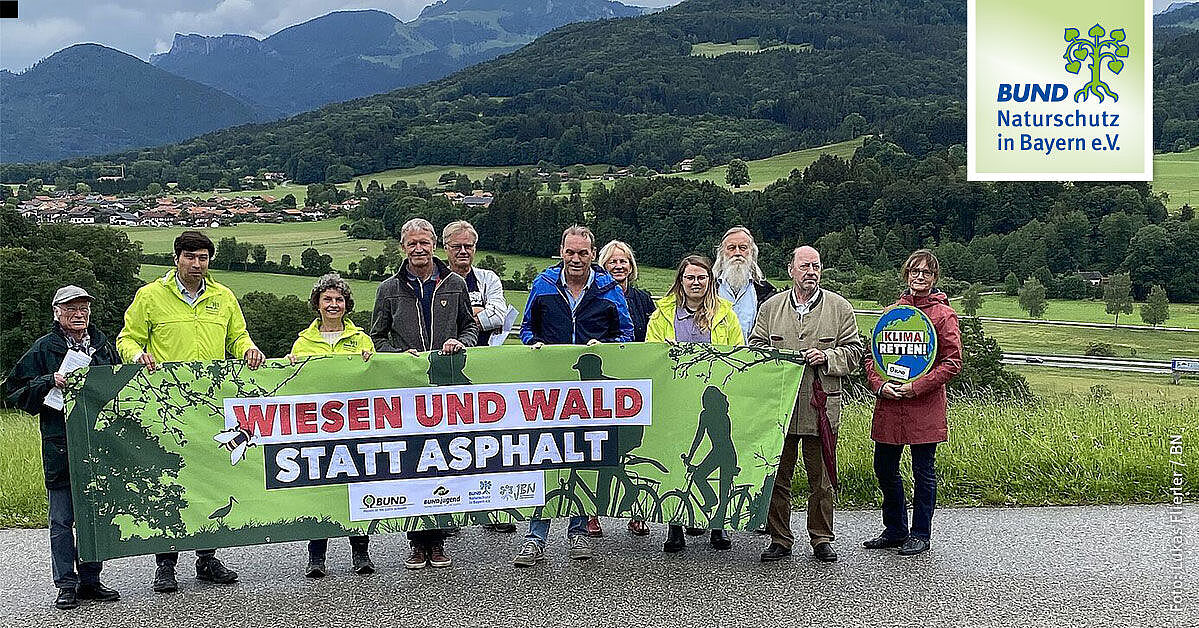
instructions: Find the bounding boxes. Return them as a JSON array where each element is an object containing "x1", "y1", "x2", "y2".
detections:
[{"x1": 871, "y1": 306, "x2": 938, "y2": 383}]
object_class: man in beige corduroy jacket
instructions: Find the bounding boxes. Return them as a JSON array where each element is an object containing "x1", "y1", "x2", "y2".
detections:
[{"x1": 750, "y1": 246, "x2": 863, "y2": 564}]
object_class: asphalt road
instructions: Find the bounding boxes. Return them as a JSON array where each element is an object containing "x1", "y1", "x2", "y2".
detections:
[{"x1": 1, "y1": 505, "x2": 1194, "y2": 627}]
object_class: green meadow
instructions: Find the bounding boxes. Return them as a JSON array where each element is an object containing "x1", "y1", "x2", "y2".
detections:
[
  {"x1": 689, "y1": 37, "x2": 814, "y2": 58},
  {"x1": 1153, "y1": 146, "x2": 1199, "y2": 214}
]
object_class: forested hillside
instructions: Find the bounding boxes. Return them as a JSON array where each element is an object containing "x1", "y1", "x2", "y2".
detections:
[
  {"x1": 4, "y1": 0, "x2": 1195, "y2": 195},
  {"x1": 3, "y1": 0, "x2": 969, "y2": 184}
]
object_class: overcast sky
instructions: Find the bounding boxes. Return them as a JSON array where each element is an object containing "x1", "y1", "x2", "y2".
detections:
[{"x1": 0, "y1": 0, "x2": 685, "y2": 72}]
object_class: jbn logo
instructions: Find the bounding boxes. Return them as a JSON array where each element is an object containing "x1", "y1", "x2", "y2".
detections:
[{"x1": 997, "y1": 84, "x2": 1068, "y2": 102}]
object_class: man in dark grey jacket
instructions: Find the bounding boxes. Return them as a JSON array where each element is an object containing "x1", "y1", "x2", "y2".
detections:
[{"x1": 370, "y1": 218, "x2": 478, "y2": 570}]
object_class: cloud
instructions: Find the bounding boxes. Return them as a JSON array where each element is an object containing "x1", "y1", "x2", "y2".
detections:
[
  {"x1": 0, "y1": 18, "x2": 87, "y2": 70},
  {"x1": 0, "y1": 0, "x2": 687, "y2": 72}
]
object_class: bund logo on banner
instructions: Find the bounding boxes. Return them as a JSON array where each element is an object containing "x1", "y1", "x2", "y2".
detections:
[{"x1": 967, "y1": 1, "x2": 1152, "y2": 181}]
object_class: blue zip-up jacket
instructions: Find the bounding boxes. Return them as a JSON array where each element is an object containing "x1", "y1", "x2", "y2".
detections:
[{"x1": 520, "y1": 263, "x2": 634, "y2": 345}]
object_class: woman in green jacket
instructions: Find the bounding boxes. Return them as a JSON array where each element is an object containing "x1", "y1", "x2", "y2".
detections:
[
  {"x1": 645, "y1": 255, "x2": 743, "y2": 553},
  {"x1": 287, "y1": 273, "x2": 374, "y2": 578}
]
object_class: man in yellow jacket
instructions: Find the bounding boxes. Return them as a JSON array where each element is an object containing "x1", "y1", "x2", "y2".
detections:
[{"x1": 116, "y1": 231, "x2": 264, "y2": 593}]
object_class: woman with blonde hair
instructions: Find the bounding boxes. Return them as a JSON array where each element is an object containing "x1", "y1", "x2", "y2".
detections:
[
  {"x1": 588, "y1": 239, "x2": 656, "y2": 538},
  {"x1": 646, "y1": 255, "x2": 743, "y2": 553}
]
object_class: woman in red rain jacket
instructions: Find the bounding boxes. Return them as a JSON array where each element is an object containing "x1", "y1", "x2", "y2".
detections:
[{"x1": 863, "y1": 249, "x2": 963, "y2": 556}]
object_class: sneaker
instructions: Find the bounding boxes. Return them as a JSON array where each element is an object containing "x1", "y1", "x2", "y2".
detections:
[
  {"x1": 195, "y1": 557, "x2": 239, "y2": 584},
  {"x1": 405, "y1": 545, "x2": 428, "y2": 570},
  {"x1": 305, "y1": 557, "x2": 327, "y2": 578},
  {"x1": 513, "y1": 541, "x2": 545, "y2": 567},
  {"x1": 428, "y1": 544, "x2": 453, "y2": 568},
  {"x1": 586, "y1": 516, "x2": 603, "y2": 538},
  {"x1": 352, "y1": 548, "x2": 375, "y2": 574},
  {"x1": 152, "y1": 563, "x2": 178, "y2": 593},
  {"x1": 54, "y1": 588, "x2": 78, "y2": 610},
  {"x1": 76, "y1": 582, "x2": 120, "y2": 602},
  {"x1": 898, "y1": 537, "x2": 930, "y2": 556},
  {"x1": 567, "y1": 535, "x2": 593, "y2": 560}
]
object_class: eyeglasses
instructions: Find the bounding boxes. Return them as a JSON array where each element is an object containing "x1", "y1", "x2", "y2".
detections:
[
  {"x1": 58, "y1": 305, "x2": 91, "y2": 314},
  {"x1": 447, "y1": 243, "x2": 475, "y2": 251},
  {"x1": 908, "y1": 268, "x2": 935, "y2": 277},
  {"x1": 793, "y1": 263, "x2": 822, "y2": 271},
  {"x1": 682, "y1": 274, "x2": 709, "y2": 283}
]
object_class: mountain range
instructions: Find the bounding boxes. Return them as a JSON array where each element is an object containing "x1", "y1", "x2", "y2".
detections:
[
  {"x1": 150, "y1": 1, "x2": 647, "y2": 118},
  {"x1": 4, "y1": 0, "x2": 1197, "y2": 181},
  {"x1": 0, "y1": 0, "x2": 648, "y2": 163}
]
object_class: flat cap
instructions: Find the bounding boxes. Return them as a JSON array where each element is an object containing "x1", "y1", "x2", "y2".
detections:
[{"x1": 52, "y1": 285, "x2": 94, "y2": 306}]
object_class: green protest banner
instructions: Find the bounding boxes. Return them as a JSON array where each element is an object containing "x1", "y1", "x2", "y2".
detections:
[{"x1": 63, "y1": 343, "x2": 804, "y2": 562}]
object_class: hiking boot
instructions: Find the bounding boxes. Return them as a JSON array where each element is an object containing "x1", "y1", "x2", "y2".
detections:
[
  {"x1": 305, "y1": 556, "x2": 327, "y2": 578},
  {"x1": 54, "y1": 588, "x2": 78, "y2": 610},
  {"x1": 76, "y1": 582, "x2": 120, "y2": 602},
  {"x1": 429, "y1": 544, "x2": 453, "y2": 568},
  {"x1": 664, "y1": 524, "x2": 686, "y2": 553},
  {"x1": 152, "y1": 563, "x2": 178, "y2": 593},
  {"x1": 513, "y1": 541, "x2": 545, "y2": 567},
  {"x1": 586, "y1": 516, "x2": 603, "y2": 538},
  {"x1": 567, "y1": 535, "x2": 593, "y2": 560},
  {"x1": 196, "y1": 556, "x2": 239, "y2": 584},
  {"x1": 405, "y1": 545, "x2": 428, "y2": 570},
  {"x1": 352, "y1": 548, "x2": 376, "y2": 574}
]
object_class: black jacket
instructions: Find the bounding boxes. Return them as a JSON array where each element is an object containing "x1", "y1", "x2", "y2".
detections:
[
  {"x1": 624, "y1": 286, "x2": 654, "y2": 343},
  {"x1": 4, "y1": 323, "x2": 120, "y2": 489},
  {"x1": 370, "y1": 257, "x2": 479, "y2": 352}
]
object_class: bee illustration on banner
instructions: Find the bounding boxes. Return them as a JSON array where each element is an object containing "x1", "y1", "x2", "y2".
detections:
[{"x1": 213, "y1": 426, "x2": 256, "y2": 465}]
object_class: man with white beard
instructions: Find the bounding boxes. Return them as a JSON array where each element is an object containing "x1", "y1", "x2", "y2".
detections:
[{"x1": 714, "y1": 227, "x2": 777, "y2": 340}]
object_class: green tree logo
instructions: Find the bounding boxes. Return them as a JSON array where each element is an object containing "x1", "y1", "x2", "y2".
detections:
[{"x1": 1063, "y1": 24, "x2": 1129, "y2": 103}]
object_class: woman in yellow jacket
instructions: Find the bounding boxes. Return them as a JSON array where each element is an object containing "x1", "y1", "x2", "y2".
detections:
[
  {"x1": 287, "y1": 273, "x2": 374, "y2": 578},
  {"x1": 645, "y1": 255, "x2": 743, "y2": 554}
]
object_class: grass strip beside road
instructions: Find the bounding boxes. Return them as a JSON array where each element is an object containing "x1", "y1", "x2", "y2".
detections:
[{"x1": 4, "y1": 393, "x2": 1194, "y2": 528}]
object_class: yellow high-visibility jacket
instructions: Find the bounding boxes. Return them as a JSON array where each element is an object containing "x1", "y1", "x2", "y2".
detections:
[
  {"x1": 289, "y1": 318, "x2": 374, "y2": 356},
  {"x1": 116, "y1": 270, "x2": 256, "y2": 362},
  {"x1": 645, "y1": 293, "x2": 744, "y2": 345}
]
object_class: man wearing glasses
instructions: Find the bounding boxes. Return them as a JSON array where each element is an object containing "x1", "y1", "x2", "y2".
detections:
[
  {"x1": 5, "y1": 286, "x2": 123, "y2": 609},
  {"x1": 442, "y1": 220, "x2": 509, "y2": 348},
  {"x1": 749, "y1": 246, "x2": 863, "y2": 564}
]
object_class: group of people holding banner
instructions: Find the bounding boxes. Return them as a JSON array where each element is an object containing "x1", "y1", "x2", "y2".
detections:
[{"x1": 5, "y1": 218, "x2": 961, "y2": 610}]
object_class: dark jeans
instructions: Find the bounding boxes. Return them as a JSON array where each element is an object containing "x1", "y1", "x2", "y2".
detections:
[
  {"x1": 407, "y1": 529, "x2": 447, "y2": 548},
  {"x1": 309, "y1": 535, "x2": 369, "y2": 559},
  {"x1": 873, "y1": 442, "x2": 938, "y2": 541},
  {"x1": 155, "y1": 549, "x2": 216, "y2": 567},
  {"x1": 48, "y1": 487, "x2": 101, "y2": 589}
]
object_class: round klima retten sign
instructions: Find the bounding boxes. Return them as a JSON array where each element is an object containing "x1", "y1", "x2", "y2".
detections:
[{"x1": 871, "y1": 305, "x2": 938, "y2": 382}]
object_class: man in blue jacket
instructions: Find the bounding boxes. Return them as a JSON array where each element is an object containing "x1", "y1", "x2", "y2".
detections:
[{"x1": 513, "y1": 225, "x2": 633, "y2": 566}]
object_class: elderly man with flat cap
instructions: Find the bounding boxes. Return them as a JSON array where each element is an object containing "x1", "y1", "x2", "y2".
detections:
[{"x1": 5, "y1": 286, "x2": 122, "y2": 610}]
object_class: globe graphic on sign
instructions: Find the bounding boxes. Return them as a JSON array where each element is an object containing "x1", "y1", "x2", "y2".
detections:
[{"x1": 871, "y1": 305, "x2": 938, "y2": 382}]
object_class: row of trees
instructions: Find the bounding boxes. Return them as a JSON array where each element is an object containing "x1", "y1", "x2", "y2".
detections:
[
  {"x1": 1013, "y1": 273, "x2": 1174, "y2": 327},
  {"x1": 331, "y1": 139, "x2": 1196, "y2": 302}
]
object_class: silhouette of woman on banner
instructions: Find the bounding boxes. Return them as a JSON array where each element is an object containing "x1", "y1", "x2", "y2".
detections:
[{"x1": 684, "y1": 386, "x2": 738, "y2": 528}]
